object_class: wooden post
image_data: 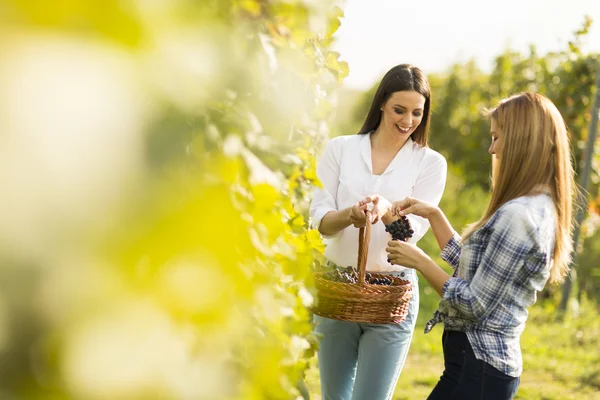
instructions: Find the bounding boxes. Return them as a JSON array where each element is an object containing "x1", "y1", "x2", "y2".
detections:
[{"x1": 559, "y1": 63, "x2": 600, "y2": 315}]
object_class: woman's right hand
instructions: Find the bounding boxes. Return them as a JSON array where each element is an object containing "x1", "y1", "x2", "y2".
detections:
[
  {"x1": 349, "y1": 202, "x2": 369, "y2": 228},
  {"x1": 392, "y1": 196, "x2": 437, "y2": 219}
]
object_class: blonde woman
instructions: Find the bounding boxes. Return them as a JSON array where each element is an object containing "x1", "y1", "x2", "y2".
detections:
[{"x1": 385, "y1": 92, "x2": 575, "y2": 400}]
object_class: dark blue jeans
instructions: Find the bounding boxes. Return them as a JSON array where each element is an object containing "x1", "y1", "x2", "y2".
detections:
[{"x1": 427, "y1": 330, "x2": 520, "y2": 400}]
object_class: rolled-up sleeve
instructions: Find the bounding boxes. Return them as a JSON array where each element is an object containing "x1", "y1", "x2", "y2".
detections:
[
  {"x1": 310, "y1": 138, "x2": 343, "y2": 236},
  {"x1": 442, "y1": 205, "x2": 536, "y2": 321},
  {"x1": 407, "y1": 152, "x2": 447, "y2": 244},
  {"x1": 440, "y1": 232, "x2": 463, "y2": 270}
]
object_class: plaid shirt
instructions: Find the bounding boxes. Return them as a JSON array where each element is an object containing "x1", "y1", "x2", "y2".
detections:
[{"x1": 425, "y1": 194, "x2": 557, "y2": 377}]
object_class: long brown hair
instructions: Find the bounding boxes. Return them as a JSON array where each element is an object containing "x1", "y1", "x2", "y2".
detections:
[
  {"x1": 462, "y1": 92, "x2": 575, "y2": 283},
  {"x1": 358, "y1": 64, "x2": 431, "y2": 146}
]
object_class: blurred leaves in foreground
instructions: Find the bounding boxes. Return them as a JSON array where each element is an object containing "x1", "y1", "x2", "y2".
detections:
[{"x1": 0, "y1": 0, "x2": 346, "y2": 398}]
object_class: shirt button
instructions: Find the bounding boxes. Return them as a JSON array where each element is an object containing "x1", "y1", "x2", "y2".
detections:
[{"x1": 401, "y1": 272, "x2": 405, "y2": 277}]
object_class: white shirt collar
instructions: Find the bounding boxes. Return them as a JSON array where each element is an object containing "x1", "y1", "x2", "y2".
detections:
[{"x1": 360, "y1": 132, "x2": 415, "y2": 175}]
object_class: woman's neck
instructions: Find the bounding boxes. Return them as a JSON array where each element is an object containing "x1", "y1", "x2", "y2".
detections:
[
  {"x1": 530, "y1": 183, "x2": 552, "y2": 196},
  {"x1": 370, "y1": 127, "x2": 408, "y2": 152}
]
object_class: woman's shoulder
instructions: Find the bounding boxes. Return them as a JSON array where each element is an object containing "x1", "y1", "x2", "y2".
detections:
[
  {"x1": 492, "y1": 195, "x2": 555, "y2": 231},
  {"x1": 411, "y1": 142, "x2": 447, "y2": 167},
  {"x1": 499, "y1": 194, "x2": 553, "y2": 214},
  {"x1": 324, "y1": 133, "x2": 361, "y2": 149}
]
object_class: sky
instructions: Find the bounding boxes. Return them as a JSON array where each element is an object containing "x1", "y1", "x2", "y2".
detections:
[{"x1": 332, "y1": 0, "x2": 600, "y2": 90}]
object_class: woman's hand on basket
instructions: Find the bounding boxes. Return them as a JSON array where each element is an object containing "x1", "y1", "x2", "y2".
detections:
[
  {"x1": 391, "y1": 197, "x2": 437, "y2": 219},
  {"x1": 349, "y1": 202, "x2": 370, "y2": 228},
  {"x1": 358, "y1": 194, "x2": 392, "y2": 224},
  {"x1": 386, "y1": 240, "x2": 429, "y2": 271}
]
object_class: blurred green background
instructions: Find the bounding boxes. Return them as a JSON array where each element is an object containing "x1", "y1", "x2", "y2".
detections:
[{"x1": 0, "y1": 1, "x2": 597, "y2": 399}]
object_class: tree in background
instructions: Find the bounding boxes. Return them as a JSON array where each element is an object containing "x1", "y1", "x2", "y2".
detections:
[{"x1": 0, "y1": 0, "x2": 346, "y2": 398}]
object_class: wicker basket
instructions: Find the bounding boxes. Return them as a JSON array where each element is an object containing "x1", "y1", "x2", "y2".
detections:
[{"x1": 312, "y1": 211, "x2": 413, "y2": 324}]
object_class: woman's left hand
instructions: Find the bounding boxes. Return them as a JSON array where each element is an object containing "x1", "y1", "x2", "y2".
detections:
[
  {"x1": 358, "y1": 194, "x2": 392, "y2": 224},
  {"x1": 386, "y1": 240, "x2": 429, "y2": 270}
]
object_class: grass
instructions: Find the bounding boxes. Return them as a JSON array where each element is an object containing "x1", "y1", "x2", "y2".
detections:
[{"x1": 304, "y1": 295, "x2": 600, "y2": 399}]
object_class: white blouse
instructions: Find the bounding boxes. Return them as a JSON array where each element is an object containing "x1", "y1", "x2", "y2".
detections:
[{"x1": 310, "y1": 133, "x2": 447, "y2": 273}]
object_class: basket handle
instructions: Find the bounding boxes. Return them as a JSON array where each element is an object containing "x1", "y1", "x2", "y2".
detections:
[{"x1": 357, "y1": 210, "x2": 371, "y2": 285}]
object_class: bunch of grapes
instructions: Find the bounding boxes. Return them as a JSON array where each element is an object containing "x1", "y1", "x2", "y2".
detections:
[
  {"x1": 323, "y1": 266, "x2": 358, "y2": 283},
  {"x1": 385, "y1": 216, "x2": 414, "y2": 242},
  {"x1": 322, "y1": 266, "x2": 394, "y2": 286},
  {"x1": 365, "y1": 272, "x2": 394, "y2": 286}
]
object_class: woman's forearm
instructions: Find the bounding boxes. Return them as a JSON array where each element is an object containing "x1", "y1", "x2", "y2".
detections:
[
  {"x1": 417, "y1": 257, "x2": 451, "y2": 297},
  {"x1": 318, "y1": 207, "x2": 352, "y2": 236},
  {"x1": 428, "y1": 207, "x2": 456, "y2": 252}
]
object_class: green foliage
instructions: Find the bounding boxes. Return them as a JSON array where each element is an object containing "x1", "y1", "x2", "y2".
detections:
[
  {"x1": 574, "y1": 227, "x2": 600, "y2": 299},
  {"x1": 517, "y1": 297, "x2": 600, "y2": 399},
  {"x1": 429, "y1": 47, "x2": 599, "y2": 192},
  {"x1": 0, "y1": 0, "x2": 346, "y2": 398}
]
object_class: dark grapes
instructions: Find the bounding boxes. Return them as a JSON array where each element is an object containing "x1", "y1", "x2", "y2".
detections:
[
  {"x1": 322, "y1": 266, "x2": 396, "y2": 286},
  {"x1": 323, "y1": 266, "x2": 358, "y2": 284},
  {"x1": 385, "y1": 216, "x2": 414, "y2": 242}
]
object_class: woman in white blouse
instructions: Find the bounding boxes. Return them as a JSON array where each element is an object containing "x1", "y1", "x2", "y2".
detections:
[{"x1": 310, "y1": 64, "x2": 447, "y2": 400}]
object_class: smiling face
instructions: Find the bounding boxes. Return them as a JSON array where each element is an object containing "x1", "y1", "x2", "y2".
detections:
[{"x1": 380, "y1": 90, "x2": 426, "y2": 138}]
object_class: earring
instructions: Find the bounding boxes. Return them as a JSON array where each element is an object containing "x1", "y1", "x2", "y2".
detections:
[{"x1": 380, "y1": 107, "x2": 383, "y2": 111}]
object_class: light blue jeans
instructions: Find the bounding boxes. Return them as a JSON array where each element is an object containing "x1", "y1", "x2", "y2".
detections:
[{"x1": 314, "y1": 271, "x2": 419, "y2": 400}]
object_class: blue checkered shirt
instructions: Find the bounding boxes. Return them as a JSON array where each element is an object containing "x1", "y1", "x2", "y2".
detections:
[{"x1": 425, "y1": 194, "x2": 557, "y2": 377}]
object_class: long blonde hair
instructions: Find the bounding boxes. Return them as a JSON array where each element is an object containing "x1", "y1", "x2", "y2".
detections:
[{"x1": 462, "y1": 92, "x2": 575, "y2": 284}]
